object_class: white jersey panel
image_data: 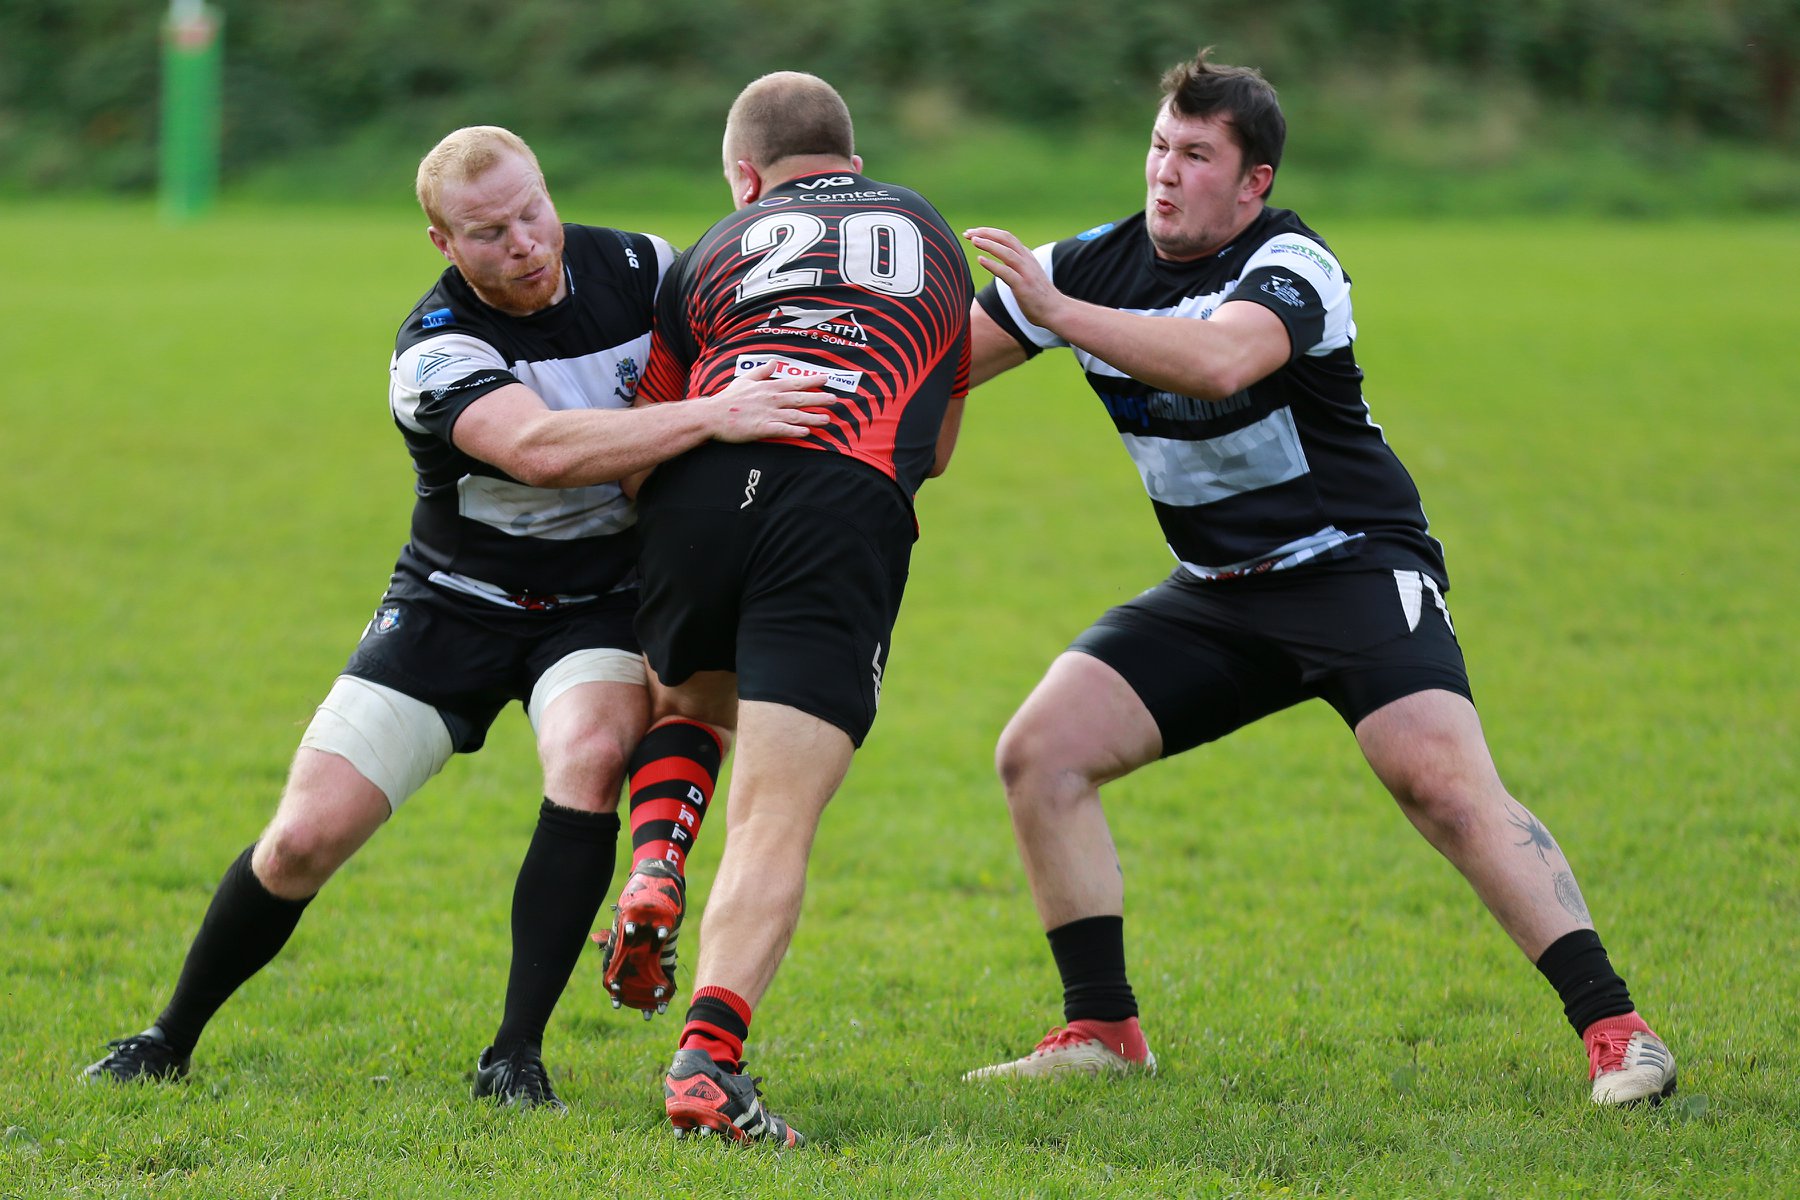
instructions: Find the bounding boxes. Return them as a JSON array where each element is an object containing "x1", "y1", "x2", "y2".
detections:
[
  {"x1": 390, "y1": 333, "x2": 508, "y2": 433},
  {"x1": 457, "y1": 475, "x2": 636, "y2": 540},
  {"x1": 1120, "y1": 406, "x2": 1310, "y2": 507},
  {"x1": 513, "y1": 336, "x2": 651, "y2": 413}
]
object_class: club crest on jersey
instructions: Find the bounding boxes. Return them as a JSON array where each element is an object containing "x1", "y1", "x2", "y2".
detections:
[
  {"x1": 422, "y1": 307, "x2": 454, "y2": 329},
  {"x1": 735, "y1": 353, "x2": 863, "y2": 394},
  {"x1": 614, "y1": 355, "x2": 641, "y2": 401}
]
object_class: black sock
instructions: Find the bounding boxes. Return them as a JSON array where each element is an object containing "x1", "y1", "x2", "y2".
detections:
[
  {"x1": 1048, "y1": 915, "x2": 1139, "y2": 1023},
  {"x1": 492, "y1": 800, "x2": 620, "y2": 1055},
  {"x1": 1535, "y1": 928, "x2": 1635, "y2": 1035},
  {"x1": 153, "y1": 844, "x2": 313, "y2": 1056}
]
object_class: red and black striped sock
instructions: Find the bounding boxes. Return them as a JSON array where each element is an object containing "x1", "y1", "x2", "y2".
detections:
[
  {"x1": 680, "y1": 986, "x2": 752, "y2": 1070},
  {"x1": 627, "y1": 718, "x2": 723, "y2": 874}
]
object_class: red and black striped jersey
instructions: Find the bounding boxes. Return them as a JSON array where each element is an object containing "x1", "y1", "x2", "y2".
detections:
[{"x1": 640, "y1": 171, "x2": 972, "y2": 498}]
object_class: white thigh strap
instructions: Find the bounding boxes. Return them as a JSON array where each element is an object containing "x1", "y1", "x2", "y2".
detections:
[
  {"x1": 527, "y1": 647, "x2": 647, "y2": 731},
  {"x1": 299, "y1": 675, "x2": 454, "y2": 811}
]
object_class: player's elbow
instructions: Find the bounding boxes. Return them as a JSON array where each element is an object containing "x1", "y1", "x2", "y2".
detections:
[{"x1": 1185, "y1": 361, "x2": 1256, "y2": 402}]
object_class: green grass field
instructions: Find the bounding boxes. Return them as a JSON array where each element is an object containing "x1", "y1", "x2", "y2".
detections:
[{"x1": 2, "y1": 201, "x2": 1796, "y2": 1198}]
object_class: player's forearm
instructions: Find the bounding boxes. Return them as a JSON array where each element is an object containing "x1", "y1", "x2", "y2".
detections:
[
  {"x1": 508, "y1": 403, "x2": 718, "y2": 488},
  {"x1": 1046, "y1": 301, "x2": 1256, "y2": 401}
]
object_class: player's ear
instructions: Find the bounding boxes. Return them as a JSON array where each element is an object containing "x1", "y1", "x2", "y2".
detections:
[
  {"x1": 850, "y1": 153, "x2": 863, "y2": 173},
  {"x1": 427, "y1": 226, "x2": 454, "y2": 262},
  {"x1": 732, "y1": 160, "x2": 763, "y2": 209}
]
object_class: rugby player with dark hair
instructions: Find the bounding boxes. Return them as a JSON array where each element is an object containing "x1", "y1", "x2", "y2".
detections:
[{"x1": 958, "y1": 49, "x2": 1676, "y2": 1108}]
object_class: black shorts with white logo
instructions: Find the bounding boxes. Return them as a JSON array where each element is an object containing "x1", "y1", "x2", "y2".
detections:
[
  {"x1": 1070, "y1": 563, "x2": 1473, "y2": 757},
  {"x1": 634, "y1": 442, "x2": 914, "y2": 748},
  {"x1": 341, "y1": 570, "x2": 640, "y2": 753}
]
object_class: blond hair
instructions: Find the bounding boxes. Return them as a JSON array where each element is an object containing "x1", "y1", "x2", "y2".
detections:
[{"x1": 415, "y1": 126, "x2": 542, "y2": 229}]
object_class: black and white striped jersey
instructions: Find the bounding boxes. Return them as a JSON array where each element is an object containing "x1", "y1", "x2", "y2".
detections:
[
  {"x1": 978, "y1": 207, "x2": 1447, "y2": 587},
  {"x1": 387, "y1": 223, "x2": 675, "y2": 609}
]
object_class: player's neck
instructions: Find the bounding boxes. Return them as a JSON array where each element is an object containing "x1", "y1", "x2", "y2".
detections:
[{"x1": 761, "y1": 155, "x2": 860, "y2": 189}]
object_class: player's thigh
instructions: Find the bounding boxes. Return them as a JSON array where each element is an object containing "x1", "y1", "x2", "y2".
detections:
[
  {"x1": 1309, "y1": 567, "x2": 1475, "y2": 731},
  {"x1": 297, "y1": 674, "x2": 457, "y2": 813},
  {"x1": 734, "y1": 487, "x2": 913, "y2": 749},
  {"x1": 532, "y1": 678, "x2": 650, "y2": 810},
  {"x1": 1354, "y1": 688, "x2": 1505, "y2": 807},
  {"x1": 1000, "y1": 651, "x2": 1164, "y2": 788},
  {"x1": 1068, "y1": 581, "x2": 1307, "y2": 759},
  {"x1": 648, "y1": 667, "x2": 740, "y2": 738},
  {"x1": 269, "y1": 747, "x2": 393, "y2": 839},
  {"x1": 723, "y1": 698, "x2": 856, "y2": 840},
  {"x1": 339, "y1": 592, "x2": 514, "y2": 755}
]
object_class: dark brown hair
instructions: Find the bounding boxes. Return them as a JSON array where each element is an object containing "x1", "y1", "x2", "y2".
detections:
[{"x1": 1159, "y1": 48, "x2": 1285, "y2": 183}]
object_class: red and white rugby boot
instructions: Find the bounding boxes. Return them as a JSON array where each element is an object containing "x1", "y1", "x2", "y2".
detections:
[
  {"x1": 963, "y1": 1017, "x2": 1157, "y2": 1080},
  {"x1": 1585, "y1": 1012, "x2": 1677, "y2": 1105},
  {"x1": 593, "y1": 858, "x2": 685, "y2": 1017},
  {"x1": 663, "y1": 1049, "x2": 805, "y2": 1147}
]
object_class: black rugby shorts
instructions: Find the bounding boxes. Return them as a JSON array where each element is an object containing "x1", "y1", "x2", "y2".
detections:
[
  {"x1": 634, "y1": 442, "x2": 914, "y2": 748},
  {"x1": 341, "y1": 572, "x2": 639, "y2": 753},
  {"x1": 1070, "y1": 564, "x2": 1473, "y2": 757}
]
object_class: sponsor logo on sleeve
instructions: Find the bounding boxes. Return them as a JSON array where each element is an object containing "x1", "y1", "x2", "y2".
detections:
[
  {"x1": 1075, "y1": 222, "x2": 1116, "y2": 241},
  {"x1": 734, "y1": 353, "x2": 863, "y2": 393},
  {"x1": 1260, "y1": 275, "x2": 1305, "y2": 307},
  {"x1": 415, "y1": 350, "x2": 459, "y2": 383},
  {"x1": 1268, "y1": 241, "x2": 1336, "y2": 278},
  {"x1": 422, "y1": 307, "x2": 454, "y2": 329}
]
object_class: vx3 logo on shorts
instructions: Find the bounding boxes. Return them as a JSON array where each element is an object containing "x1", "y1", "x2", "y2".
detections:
[
  {"x1": 871, "y1": 642, "x2": 884, "y2": 708},
  {"x1": 741, "y1": 468, "x2": 762, "y2": 509}
]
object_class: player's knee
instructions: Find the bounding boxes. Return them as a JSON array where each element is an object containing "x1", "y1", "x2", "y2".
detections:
[
  {"x1": 1391, "y1": 770, "x2": 1489, "y2": 843},
  {"x1": 996, "y1": 716, "x2": 1087, "y2": 814},
  {"x1": 255, "y1": 817, "x2": 355, "y2": 894},
  {"x1": 540, "y1": 722, "x2": 632, "y2": 808}
]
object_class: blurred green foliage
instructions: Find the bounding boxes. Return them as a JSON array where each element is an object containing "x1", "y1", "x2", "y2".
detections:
[{"x1": 3, "y1": 0, "x2": 1796, "y2": 209}]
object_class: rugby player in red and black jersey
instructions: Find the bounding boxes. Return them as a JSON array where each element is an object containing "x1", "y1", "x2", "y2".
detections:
[
  {"x1": 957, "y1": 50, "x2": 1675, "y2": 1108},
  {"x1": 598, "y1": 72, "x2": 971, "y2": 1145}
]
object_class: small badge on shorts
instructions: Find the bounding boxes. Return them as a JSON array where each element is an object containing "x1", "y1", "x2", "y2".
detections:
[{"x1": 372, "y1": 605, "x2": 403, "y2": 635}]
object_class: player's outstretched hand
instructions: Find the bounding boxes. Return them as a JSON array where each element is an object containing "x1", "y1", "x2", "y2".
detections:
[
  {"x1": 705, "y1": 359, "x2": 834, "y2": 443},
  {"x1": 964, "y1": 226, "x2": 1068, "y2": 331}
]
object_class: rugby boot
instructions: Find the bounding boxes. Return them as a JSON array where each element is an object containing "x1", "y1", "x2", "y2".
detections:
[
  {"x1": 473, "y1": 1044, "x2": 567, "y2": 1111},
  {"x1": 963, "y1": 1019, "x2": 1157, "y2": 1080},
  {"x1": 663, "y1": 1049, "x2": 805, "y2": 1146},
  {"x1": 82, "y1": 1028, "x2": 190, "y2": 1083},
  {"x1": 595, "y1": 859, "x2": 684, "y2": 1016},
  {"x1": 1585, "y1": 1012, "x2": 1677, "y2": 1106}
]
